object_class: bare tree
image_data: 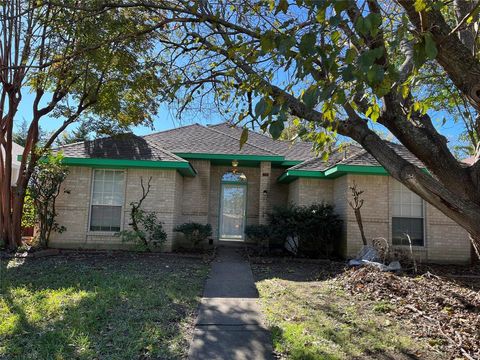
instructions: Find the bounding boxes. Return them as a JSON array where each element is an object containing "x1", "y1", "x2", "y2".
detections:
[{"x1": 349, "y1": 181, "x2": 368, "y2": 246}]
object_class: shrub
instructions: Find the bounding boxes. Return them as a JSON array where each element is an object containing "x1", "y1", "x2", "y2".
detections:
[
  {"x1": 268, "y1": 203, "x2": 342, "y2": 258},
  {"x1": 245, "y1": 224, "x2": 270, "y2": 247},
  {"x1": 119, "y1": 208, "x2": 168, "y2": 251},
  {"x1": 29, "y1": 152, "x2": 69, "y2": 247},
  {"x1": 174, "y1": 223, "x2": 212, "y2": 248},
  {"x1": 118, "y1": 177, "x2": 167, "y2": 251}
]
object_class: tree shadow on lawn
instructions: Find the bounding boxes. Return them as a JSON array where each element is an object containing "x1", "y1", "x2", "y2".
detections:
[{"x1": 0, "y1": 254, "x2": 208, "y2": 360}]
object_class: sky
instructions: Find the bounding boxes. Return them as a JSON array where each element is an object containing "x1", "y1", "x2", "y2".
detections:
[{"x1": 15, "y1": 80, "x2": 466, "y2": 153}]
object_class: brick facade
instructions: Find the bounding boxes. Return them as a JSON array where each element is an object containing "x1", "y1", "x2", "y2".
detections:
[
  {"x1": 51, "y1": 164, "x2": 471, "y2": 263},
  {"x1": 287, "y1": 174, "x2": 471, "y2": 264}
]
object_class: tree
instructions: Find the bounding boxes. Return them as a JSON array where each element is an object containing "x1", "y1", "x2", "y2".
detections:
[
  {"x1": 0, "y1": 2, "x2": 162, "y2": 249},
  {"x1": 13, "y1": 119, "x2": 48, "y2": 147},
  {"x1": 349, "y1": 181, "x2": 367, "y2": 246},
  {"x1": 56, "y1": 122, "x2": 91, "y2": 146},
  {"x1": 29, "y1": 152, "x2": 69, "y2": 247},
  {"x1": 110, "y1": 0, "x2": 480, "y2": 255}
]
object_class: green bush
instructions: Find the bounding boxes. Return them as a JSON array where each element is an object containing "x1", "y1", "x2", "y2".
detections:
[
  {"x1": 245, "y1": 224, "x2": 270, "y2": 247},
  {"x1": 119, "y1": 209, "x2": 167, "y2": 251},
  {"x1": 174, "y1": 223, "x2": 212, "y2": 248},
  {"x1": 268, "y1": 203, "x2": 342, "y2": 258}
]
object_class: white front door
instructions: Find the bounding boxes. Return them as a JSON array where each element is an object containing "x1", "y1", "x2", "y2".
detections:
[{"x1": 219, "y1": 183, "x2": 247, "y2": 241}]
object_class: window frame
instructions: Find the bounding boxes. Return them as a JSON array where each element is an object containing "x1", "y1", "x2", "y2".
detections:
[
  {"x1": 88, "y1": 169, "x2": 126, "y2": 234},
  {"x1": 391, "y1": 180, "x2": 426, "y2": 247}
]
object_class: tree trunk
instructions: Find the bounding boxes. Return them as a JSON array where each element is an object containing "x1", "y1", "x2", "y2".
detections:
[{"x1": 353, "y1": 209, "x2": 368, "y2": 246}]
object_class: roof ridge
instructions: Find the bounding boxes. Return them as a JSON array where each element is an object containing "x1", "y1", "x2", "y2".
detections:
[
  {"x1": 211, "y1": 122, "x2": 312, "y2": 149},
  {"x1": 207, "y1": 125, "x2": 281, "y2": 156},
  {"x1": 331, "y1": 144, "x2": 367, "y2": 167},
  {"x1": 143, "y1": 138, "x2": 187, "y2": 162},
  {"x1": 55, "y1": 132, "x2": 138, "y2": 151},
  {"x1": 288, "y1": 156, "x2": 320, "y2": 170},
  {"x1": 142, "y1": 123, "x2": 203, "y2": 139}
]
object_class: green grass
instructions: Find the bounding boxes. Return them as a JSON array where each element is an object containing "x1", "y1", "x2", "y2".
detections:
[
  {"x1": 0, "y1": 254, "x2": 208, "y2": 360},
  {"x1": 256, "y1": 278, "x2": 429, "y2": 360}
]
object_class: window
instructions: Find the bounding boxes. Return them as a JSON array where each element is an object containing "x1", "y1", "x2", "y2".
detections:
[
  {"x1": 90, "y1": 170, "x2": 125, "y2": 232},
  {"x1": 392, "y1": 180, "x2": 424, "y2": 246},
  {"x1": 222, "y1": 171, "x2": 247, "y2": 182}
]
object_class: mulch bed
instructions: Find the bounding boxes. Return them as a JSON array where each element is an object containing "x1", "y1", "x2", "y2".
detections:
[{"x1": 337, "y1": 266, "x2": 480, "y2": 359}]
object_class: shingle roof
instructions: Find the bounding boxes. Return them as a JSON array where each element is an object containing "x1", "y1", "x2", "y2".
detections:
[
  {"x1": 209, "y1": 122, "x2": 315, "y2": 161},
  {"x1": 56, "y1": 123, "x2": 425, "y2": 173},
  {"x1": 288, "y1": 144, "x2": 364, "y2": 171},
  {"x1": 291, "y1": 142, "x2": 424, "y2": 171},
  {"x1": 57, "y1": 133, "x2": 185, "y2": 162},
  {"x1": 143, "y1": 123, "x2": 280, "y2": 156}
]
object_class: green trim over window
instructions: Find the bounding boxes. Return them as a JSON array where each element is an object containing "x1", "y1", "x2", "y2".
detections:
[
  {"x1": 277, "y1": 169, "x2": 327, "y2": 183},
  {"x1": 61, "y1": 157, "x2": 197, "y2": 177},
  {"x1": 278, "y1": 165, "x2": 389, "y2": 183},
  {"x1": 324, "y1": 165, "x2": 388, "y2": 178}
]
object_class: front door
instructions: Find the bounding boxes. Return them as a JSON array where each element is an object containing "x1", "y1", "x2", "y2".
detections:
[{"x1": 219, "y1": 183, "x2": 247, "y2": 241}]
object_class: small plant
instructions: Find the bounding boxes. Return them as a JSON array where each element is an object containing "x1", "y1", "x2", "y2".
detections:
[
  {"x1": 118, "y1": 177, "x2": 167, "y2": 251},
  {"x1": 373, "y1": 301, "x2": 394, "y2": 313},
  {"x1": 174, "y1": 222, "x2": 212, "y2": 248},
  {"x1": 21, "y1": 190, "x2": 36, "y2": 230},
  {"x1": 29, "y1": 152, "x2": 69, "y2": 247}
]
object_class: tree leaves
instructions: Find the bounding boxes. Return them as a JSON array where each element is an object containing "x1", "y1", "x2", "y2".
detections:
[
  {"x1": 413, "y1": 32, "x2": 437, "y2": 68},
  {"x1": 365, "y1": 102, "x2": 381, "y2": 122},
  {"x1": 275, "y1": 0, "x2": 289, "y2": 14},
  {"x1": 355, "y1": 13, "x2": 383, "y2": 38},
  {"x1": 269, "y1": 120, "x2": 285, "y2": 139},
  {"x1": 424, "y1": 32, "x2": 438, "y2": 60},
  {"x1": 299, "y1": 33, "x2": 317, "y2": 56},
  {"x1": 240, "y1": 128, "x2": 249, "y2": 148}
]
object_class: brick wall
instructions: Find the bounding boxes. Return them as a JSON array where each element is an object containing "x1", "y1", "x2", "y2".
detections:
[
  {"x1": 339, "y1": 175, "x2": 471, "y2": 264},
  {"x1": 288, "y1": 178, "x2": 334, "y2": 206},
  {"x1": 287, "y1": 174, "x2": 471, "y2": 264},
  {"x1": 49, "y1": 167, "x2": 179, "y2": 250},
  {"x1": 259, "y1": 162, "x2": 271, "y2": 225},
  {"x1": 173, "y1": 160, "x2": 211, "y2": 248}
]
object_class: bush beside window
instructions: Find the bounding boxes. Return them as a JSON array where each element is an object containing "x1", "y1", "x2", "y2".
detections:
[{"x1": 174, "y1": 223, "x2": 212, "y2": 248}]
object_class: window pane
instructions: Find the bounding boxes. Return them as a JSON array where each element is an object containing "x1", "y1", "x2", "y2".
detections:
[
  {"x1": 90, "y1": 205, "x2": 122, "y2": 232},
  {"x1": 90, "y1": 170, "x2": 125, "y2": 232},
  {"x1": 392, "y1": 180, "x2": 423, "y2": 218},
  {"x1": 392, "y1": 217, "x2": 424, "y2": 246}
]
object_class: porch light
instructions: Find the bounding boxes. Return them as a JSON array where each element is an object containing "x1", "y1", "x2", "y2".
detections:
[{"x1": 232, "y1": 160, "x2": 239, "y2": 173}]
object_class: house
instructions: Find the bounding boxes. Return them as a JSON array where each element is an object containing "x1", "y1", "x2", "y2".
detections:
[
  {"x1": 50, "y1": 123, "x2": 471, "y2": 264},
  {"x1": 1, "y1": 141, "x2": 24, "y2": 186}
]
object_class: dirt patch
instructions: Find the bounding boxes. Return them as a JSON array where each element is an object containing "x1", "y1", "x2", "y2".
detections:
[{"x1": 250, "y1": 257, "x2": 345, "y2": 282}]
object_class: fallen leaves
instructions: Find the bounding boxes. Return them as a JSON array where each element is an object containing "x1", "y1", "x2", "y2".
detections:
[{"x1": 338, "y1": 266, "x2": 480, "y2": 359}]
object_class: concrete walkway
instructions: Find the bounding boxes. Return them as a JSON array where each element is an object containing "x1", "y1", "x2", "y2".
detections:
[{"x1": 188, "y1": 247, "x2": 274, "y2": 360}]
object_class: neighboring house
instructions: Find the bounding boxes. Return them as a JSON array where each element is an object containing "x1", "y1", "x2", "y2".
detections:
[
  {"x1": 50, "y1": 123, "x2": 471, "y2": 264},
  {"x1": 1, "y1": 141, "x2": 24, "y2": 186}
]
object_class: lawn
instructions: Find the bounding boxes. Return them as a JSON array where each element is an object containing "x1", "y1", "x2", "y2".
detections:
[
  {"x1": 252, "y1": 260, "x2": 440, "y2": 360},
  {"x1": 0, "y1": 253, "x2": 208, "y2": 360}
]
